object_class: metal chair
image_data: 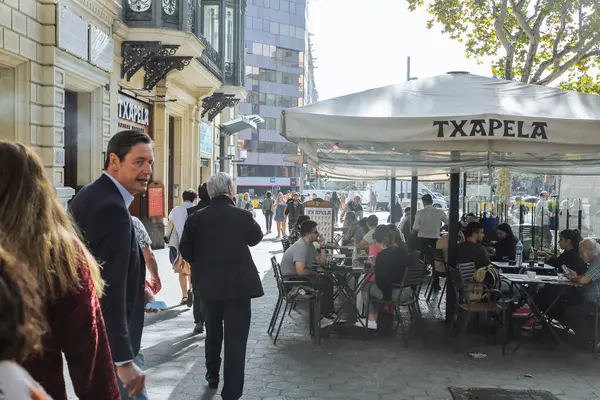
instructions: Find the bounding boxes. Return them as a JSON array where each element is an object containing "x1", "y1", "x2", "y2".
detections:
[
  {"x1": 425, "y1": 248, "x2": 448, "y2": 307},
  {"x1": 281, "y1": 238, "x2": 291, "y2": 252},
  {"x1": 365, "y1": 262, "x2": 427, "y2": 347},
  {"x1": 447, "y1": 262, "x2": 508, "y2": 355},
  {"x1": 592, "y1": 297, "x2": 600, "y2": 360},
  {"x1": 268, "y1": 256, "x2": 321, "y2": 345}
]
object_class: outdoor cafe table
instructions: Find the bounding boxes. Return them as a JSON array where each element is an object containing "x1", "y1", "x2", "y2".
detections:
[
  {"x1": 316, "y1": 261, "x2": 373, "y2": 328},
  {"x1": 493, "y1": 261, "x2": 556, "y2": 275},
  {"x1": 500, "y1": 273, "x2": 581, "y2": 348}
]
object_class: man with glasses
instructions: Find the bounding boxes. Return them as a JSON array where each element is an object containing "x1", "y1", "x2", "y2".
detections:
[{"x1": 280, "y1": 220, "x2": 335, "y2": 326}]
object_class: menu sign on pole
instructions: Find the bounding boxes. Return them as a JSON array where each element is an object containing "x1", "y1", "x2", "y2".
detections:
[
  {"x1": 303, "y1": 200, "x2": 334, "y2": 243},
  {"x1": 89, "y1": 26, "x2": 114, "y2": 72},
  {"x1": 57, "y1": 6, "x2": 89, "y2": 61},
  {"x1": 147, "y1": 183, "x2": 164, "y2": 218}
]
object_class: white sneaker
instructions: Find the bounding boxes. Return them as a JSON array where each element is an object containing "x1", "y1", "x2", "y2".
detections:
[
  {"x1": 320, "y1": 317, "x2": 334, "y2": 328},
  {"x1": 354, "y1": 318, "x2": 377, "y2": 330}
]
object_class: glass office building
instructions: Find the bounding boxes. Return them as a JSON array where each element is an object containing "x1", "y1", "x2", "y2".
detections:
[{"x1": 237, "y1": 0, "x2": 317, "y2": 196}]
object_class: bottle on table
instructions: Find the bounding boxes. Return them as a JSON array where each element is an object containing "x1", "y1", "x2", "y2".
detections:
[{"x1": 515, "y1": 241, "x2": 523, "y2": 268}]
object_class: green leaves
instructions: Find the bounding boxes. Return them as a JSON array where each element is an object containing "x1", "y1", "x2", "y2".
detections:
[{"x1": 408, "y1": 0, "x2": 600, "y2": 89}]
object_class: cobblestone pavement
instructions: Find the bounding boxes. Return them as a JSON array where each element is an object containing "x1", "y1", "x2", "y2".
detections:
[{"x1": 66, "y1": 214, "x2": 600, "y2": 399}]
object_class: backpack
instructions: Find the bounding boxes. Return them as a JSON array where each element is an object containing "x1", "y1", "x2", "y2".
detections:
[{"x1": 469, "y1": 266, "x2": 501, "y2": 303}]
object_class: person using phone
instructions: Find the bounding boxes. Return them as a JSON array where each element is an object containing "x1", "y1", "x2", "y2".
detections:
[
  {"x1": 562, "y1": 240, "x2": 600, "y2": 349},
  {"x1": 522, "y1": 229, "x2": 587, "y2": 330},
  {"x1": 537, "y1": 229, "x2": 587, "y2": 274}
]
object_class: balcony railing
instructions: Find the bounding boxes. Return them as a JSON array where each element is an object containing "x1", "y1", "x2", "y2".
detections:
[{"x1": 122, "y1": 0, "x2": 244, "y2": 85}]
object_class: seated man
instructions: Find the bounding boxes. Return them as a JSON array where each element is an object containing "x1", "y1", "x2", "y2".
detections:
[
  {"x1": 456, "y1": 222, "x2": 491, "y2": 269},
  {"x1": 341, "y1": 212, "x2": 357, "y2": 246},
  {"x1": 563, "y1": 239, "x2": 600, "y2": 349},
  {"x1": 288, "y1": 215, "x2": 310, "y2": 244},
  {"x1": 280, "y1": 220, "x2": 334, "y2": 325},
  {"x1": 357, "y1": 215, "x2": 379, "y2": 251},
  {"x1": 354, "y1": 218, "x2": 369, "y2": 248}
]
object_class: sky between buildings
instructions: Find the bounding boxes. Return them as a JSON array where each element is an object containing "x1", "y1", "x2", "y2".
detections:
[{"x1": 308, "y1": 0, "x2": 493, "y2": 100}]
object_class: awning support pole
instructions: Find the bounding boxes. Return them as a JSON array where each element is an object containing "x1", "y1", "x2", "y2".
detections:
[
  {"x1": 390, "y1": 169, "x2": 397, "y2": 223},
  {"x1": 446, "y1": 152, "x2": 460, "y2": 324}
]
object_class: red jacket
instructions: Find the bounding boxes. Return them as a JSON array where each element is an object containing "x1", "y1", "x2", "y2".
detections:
[{"x1": 23, "y1": 258, "x2": 120, "y2": 399}]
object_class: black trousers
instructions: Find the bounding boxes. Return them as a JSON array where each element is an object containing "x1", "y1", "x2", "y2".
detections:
[
  {"x1": 204, "y1": 298, "x2": 252, "y2": 400},
  {"x1": 193, "y1": 288, "x2": 204, "y2": 324},
  {"x1": 264, "y1": 211, "x2": 273, "y2": 232},
  {"x1": 191, "y1": 269, "x2": 204, "y2": 324},
  {"x1": 418, "y1": 238, "x2": 438, "y2": 262},
  {"x1": 564, "y1": 299, "x2": 597, "y2": 348}
]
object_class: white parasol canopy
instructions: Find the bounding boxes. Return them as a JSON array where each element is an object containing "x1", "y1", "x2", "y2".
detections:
[{"x1": 281, "y1": 72, "x2": 600, "y2": 179}]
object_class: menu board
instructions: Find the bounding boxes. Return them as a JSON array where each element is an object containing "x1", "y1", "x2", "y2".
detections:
[
  {"x1": 147, "y1": 183, "x2": 164, "y2": 218},
  {"x1": 303, "y1": 200, "x2": 334, "y2": 242}
]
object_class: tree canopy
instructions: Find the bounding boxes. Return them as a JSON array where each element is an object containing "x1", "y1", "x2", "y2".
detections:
[{"x1": 407, "y1": 0, "x2": 600, "y2": 91}]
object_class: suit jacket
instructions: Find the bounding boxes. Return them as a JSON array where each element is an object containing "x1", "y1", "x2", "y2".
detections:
[
  {"x1": 69, "y1": 174, "x2": 145, "y2": 362},
  {"x1": 180, "y1": 195, "x2": 264, "y2": 301}
]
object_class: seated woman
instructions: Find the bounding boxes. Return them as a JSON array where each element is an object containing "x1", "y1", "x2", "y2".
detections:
[
  {"x1": 368, "y1": 242, "x2": 415, "y2": 329},
  {"x1": 520, "y1": 229, "x2": 586, "y2": 330},
  {"x1": 491, "y1": 223, "x2": 518, "y2": 261},
  {"x1": 387, "y1": 224, "x2": 406, "y2": 249},
  {"x1": 288, "y1": 215, "x2": 311, "y2": 244},
  {"x1": 356, "y1": 226, "x2": 393, "y2": 329},
  {"x1": 537, "y1": 229, "x2": 587, "y2": 274}
]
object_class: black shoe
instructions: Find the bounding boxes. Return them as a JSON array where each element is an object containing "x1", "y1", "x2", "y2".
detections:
[
  {"x1": 186, "y1": 289, "x2": 193, "y2": 308},
  {"x1": 205, "y1": 373, "x2": 219, "y2": 390},
  {"x1": 193, "y1": 322, "x2": 204, "y2": 335},
  {"x1": 432, "y1": 285, "x2": 442, "y2": 292}
]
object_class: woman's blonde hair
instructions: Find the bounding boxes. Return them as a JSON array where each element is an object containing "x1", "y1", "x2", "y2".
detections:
[
  {"x1": 0, "y1": 141, "x2": 104, "y2": 300},
  {"x1": 276, "y1": 192, "x2": 284, "y2": 202}
]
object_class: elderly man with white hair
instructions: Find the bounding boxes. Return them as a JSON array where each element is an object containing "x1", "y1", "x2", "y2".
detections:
[
  {"x1": 180, "y1": 172, "x2": 263, "y2": 400},
  {"x1": 563, "y1": 239, "x2": 600, "y2": 349}
]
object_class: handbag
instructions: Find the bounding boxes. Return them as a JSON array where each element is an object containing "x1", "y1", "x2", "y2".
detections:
[{"x1": 173, "y1": 253, "x2": 191, "y2": 276}]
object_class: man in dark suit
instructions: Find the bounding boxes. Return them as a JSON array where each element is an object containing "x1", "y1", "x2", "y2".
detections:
[
  {"x1": 70, "y1": 130, "x2": 154, "y2": 400},
  {"x1": 186, "y1": 182, "x2": 211, "y2": 335},
  {"x1": 180, "y1": 172, "x2": 263, "y2": 400}
]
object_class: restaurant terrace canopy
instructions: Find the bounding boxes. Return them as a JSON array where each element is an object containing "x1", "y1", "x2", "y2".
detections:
[{"x1": 280, "y1": 72, "x2": 600, "y2": 179}]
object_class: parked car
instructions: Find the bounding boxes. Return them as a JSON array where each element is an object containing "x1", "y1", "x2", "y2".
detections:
[{"x1": 400, "y1": 192, "x2": 447, "y2": 210}]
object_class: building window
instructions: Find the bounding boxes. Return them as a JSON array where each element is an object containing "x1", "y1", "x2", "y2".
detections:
[
  {"x1": 224, "y1": 6, "x2": 234, "y2": 62},
  {"x1": 203, "y1": 4, "x2": 219, "y2": 49},
  {"x1": 259, "y1": 68, "x2": 277, "y2": 82}
]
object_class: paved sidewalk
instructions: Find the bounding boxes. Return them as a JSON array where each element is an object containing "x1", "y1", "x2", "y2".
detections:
[{"x1": 65, "y1": 214, "x2": 600, "y2": 399}]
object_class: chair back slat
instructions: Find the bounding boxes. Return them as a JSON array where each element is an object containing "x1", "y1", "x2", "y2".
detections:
[
  {"x1": 270, "y1": 256, "x2": 288, "y2": 298},
  {"x1": 433, "y1": 248, "x2": 445, "y2": 263},
  {"x1": 400, "y1": 263, "x2": 427, "y2": 288},
  {"x1": 282, "y1": 238, "x2": 291, "y2": 252},
  {"x1": 449, "y1": 262, "x2": 476, "y2": 303},
  {"x1": 457, "y1": 262, "x2": 476, "y2": 284}
]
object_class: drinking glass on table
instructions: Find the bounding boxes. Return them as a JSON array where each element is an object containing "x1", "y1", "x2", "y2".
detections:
[{"x1": 537, "y1": 256, "x2": 545, "y2": 266}]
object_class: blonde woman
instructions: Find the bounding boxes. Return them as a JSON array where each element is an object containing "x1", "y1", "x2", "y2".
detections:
[
  {"x1": 0, "y1": 141, "x2": 119, "y2": 399},
  {"x1": 239, "y1": 192, "x2": 254, "y2": 211},
  {"x1": 274, "y1": 192, "x2": 288, "y2": 239}
]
